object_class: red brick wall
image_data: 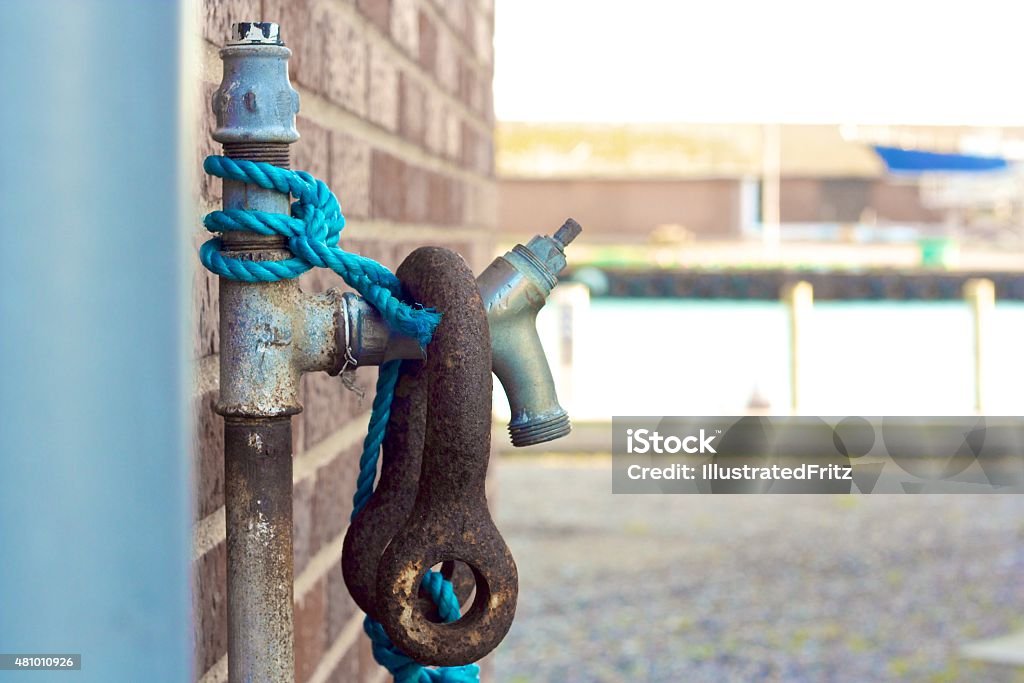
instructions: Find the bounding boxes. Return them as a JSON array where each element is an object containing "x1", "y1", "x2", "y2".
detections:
[{"x1": 191, "y1": 1, "x2": 496, "y2": 681}]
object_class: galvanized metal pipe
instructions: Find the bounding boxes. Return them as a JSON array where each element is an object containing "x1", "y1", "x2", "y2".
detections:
[
  {"x1": 223, "y1": 417, "x2": 294, "y2": 682},
  {"x1": 213, "y1": 23, "x2": 301, "y2": 683}
]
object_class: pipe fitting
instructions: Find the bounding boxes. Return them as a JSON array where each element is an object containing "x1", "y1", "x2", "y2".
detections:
[
  {"x1": 338, "y1": 293, "x2": 424, "y2": 367},
  {"x1": 212, "y1": 23, "x2": 299, "y2": 148},
  {"x1": 213, "y1": 22, "x2": 317, "y2": 418},
  {"x1": 218, "y1": 283, "x2": 344, "y2": 417}
]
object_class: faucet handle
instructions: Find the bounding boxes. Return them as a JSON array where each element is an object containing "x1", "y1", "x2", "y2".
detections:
[
  {"x1": 519, "y1": 217, "x2": 582, "y2": 288},
  {"x1": 553, "y1": 218, "x2": 582, "y2": 248}
]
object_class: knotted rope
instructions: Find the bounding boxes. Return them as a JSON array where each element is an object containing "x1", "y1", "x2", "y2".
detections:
[
  {"x1": 201, "y1": 156, "x2": 479, "y2": 683},
  {"x1": 201, "y1": 156, "x2": 439, "y2": 346}
]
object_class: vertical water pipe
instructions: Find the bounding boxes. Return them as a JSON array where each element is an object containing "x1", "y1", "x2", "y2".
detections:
[{"x1": 211, "y1": 22, "x2": 301, "y2": 683}]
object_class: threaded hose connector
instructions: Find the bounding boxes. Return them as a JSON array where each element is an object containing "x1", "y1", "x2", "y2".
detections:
[{"x1": 508, "y1": 411, "x2": 571, "y2": 447}]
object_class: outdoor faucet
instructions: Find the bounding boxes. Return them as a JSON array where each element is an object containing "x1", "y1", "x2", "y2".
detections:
[
  {"x1": 342, "y1": 219, "x2": 583, "y2": 447},
  {"x1": 477, "y1": 219, "x2": 582, "y2": 445}
]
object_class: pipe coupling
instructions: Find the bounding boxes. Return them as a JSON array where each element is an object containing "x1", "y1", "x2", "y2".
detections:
[{"x1": 212, "y1": 22, "x2": 299, "y2": 147}]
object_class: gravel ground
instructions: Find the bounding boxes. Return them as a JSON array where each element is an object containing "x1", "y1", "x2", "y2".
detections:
[{"x1": 492, "y1": 455, "x2": 1024, "y2": 683}]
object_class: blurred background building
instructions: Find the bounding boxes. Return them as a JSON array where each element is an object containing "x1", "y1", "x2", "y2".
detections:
[{"x1": 498, "y1": 122, "x2": 1024, "y2": 266}]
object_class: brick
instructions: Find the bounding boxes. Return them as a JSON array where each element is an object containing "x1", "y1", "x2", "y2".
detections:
[
  {"x1": 405, "y1": 165, "x2": 430, "y2": 224},
  {"x1": 417, "y1": 9, "x2": 438, "y2": 75},
  {"x1": 203, "y1": 0, "x2": 260, "y2": 45},
  {"x1": 482, "y1": 74, "x2": 495, "y2": 124},
  {"x1": 357, "y1": 0, "x2": 391, "y2": 32},
  {"x1": 359, "y1": 635, "x2": 381, "y2": 681},
  {"x1": 399, "y1": 72, "x2": 426, "y2": 147},
  {"x1": 293, "y1": 476, "x2": 316, "y2": 576},
  {"x1": 192, "y1": 388, "x2": 224, "y2": 521},
  {"x1": 473, "y1": 76, "x2": 489, "y2": 121},
  {"x1": 367, "y1": 45, "x2": 400, "y2": 133},
  {"x1": 426, "y1": 172, "x2": 462, "y2": 225},
  {"x1": 465, "y1": 181, "x2": 497, "y2": 230},
  {"x1": 319, "y1": 3, "x2": 369, "y2": 116},
  {"x1": 311, "y1": 444, "x2": 359, "y2": 550},
  {"x1": 424, "y1": 96, "x2": 446, "y2": 157},
  {"x1": 440, "y1": 0, "x2": 469, "y2": 37},
  {"x1": 481, "y1": 134, "x2": 494, "y2": 176},
  {"x1": 445, "y1": 109, "x2": 461, "y2": 161},
  {"x1": 293, "y1": 116, "x2": 331, "y2": 181},
  {"x1": 198, "y1": 81, "x2": 222, "y2": 205},
  {"x1": 435, "y1": 29, "x2": 460, "y2": 94},
  {"x1": 326, "y1": 643, "x2": 360, "y2": 683},
  {"x1": 460, "y1": 121, "x2": 476, "y2": 171},
  {"x1": 461, "y1": 122, "x2": 492, "y2": 176},
  {"x1": 459, "y1": 62, "x2": 482, "y2": 114},
  {"x1": 470, "y1": 68, "x2": 487, "y2": 118},
  {"x1": 294, "y1": 578, "x2": 327, "y2": 683},
  {"x1": 390, "y1": 0, "x2": 419, "y2": 57},
  {"x1": 425, "y1": 172, "x2": 445, "y2": 224},
  {"x1": 330, "y1": 133, "x2": 371, "y2": 220},
  {"x1": 470, "y1": 232, "x2": 493, "y2": 273},
  {"x1": 470, "y1": 7, "x2": 492, "y2": 66},
  {"x1": 370, "y1": 150, "x2": 406, "y2": 222},
  {"x1": 302, "y1": 373, "x2": 351, "y2": 449},
  {"x1": 325, "y1": 563, "x2": 360, "y2": 644},
  {"x1": 192, "y1": 540, "x2": 227, "y2": 676},
  {"x1": 449, "y1": 177, "x2": 467, "y2": 227},
  {"x1": 192, "y1": 262, "x2": 219, "y2": 359}
]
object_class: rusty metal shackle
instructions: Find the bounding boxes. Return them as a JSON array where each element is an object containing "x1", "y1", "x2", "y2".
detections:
[
  {"x1": 341, "y1": 357, "x2": 474, "y2": 623},
  {"x1": 371, "y1": 246, "x2": 517, "y2": 666}
]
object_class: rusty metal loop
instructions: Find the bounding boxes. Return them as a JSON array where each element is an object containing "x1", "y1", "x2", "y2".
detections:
[
  {"x1": 373, "y1": 246, "x2": 518, "y2": 666},
  {"x1": 341, "y1": 356, "x2": 475, "y2": 622}
]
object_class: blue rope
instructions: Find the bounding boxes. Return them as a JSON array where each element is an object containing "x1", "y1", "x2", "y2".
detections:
[
  {"x1": 202, "y1": 156, "x2": 478, "y2": 683},
  {"x1": 201, "y1": 156, "x2": 440, "y2": 346}
]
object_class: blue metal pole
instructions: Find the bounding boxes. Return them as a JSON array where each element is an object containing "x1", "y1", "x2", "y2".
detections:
[{"x1": 0, "y1": 2, "x2": 191, "y2": 681}]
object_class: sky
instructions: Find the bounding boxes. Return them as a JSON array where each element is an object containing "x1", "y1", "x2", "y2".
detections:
[{"x1": 493, "y1": 0, "x2": 1024, "y2": 125}]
